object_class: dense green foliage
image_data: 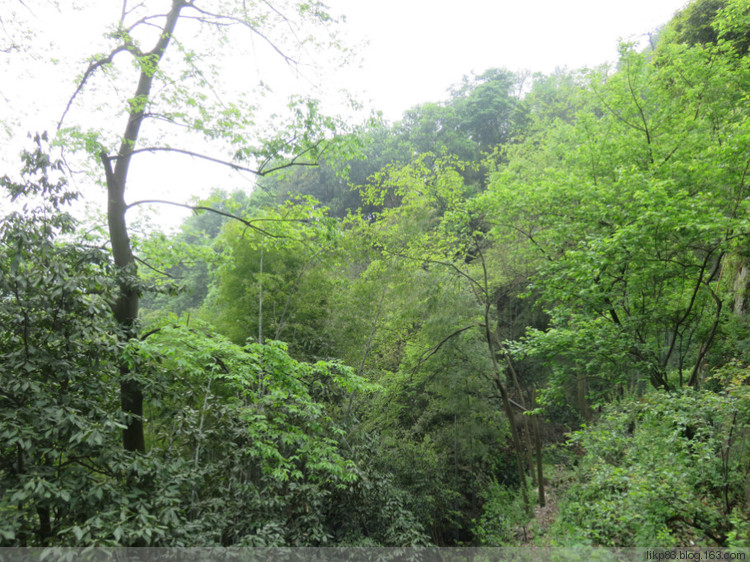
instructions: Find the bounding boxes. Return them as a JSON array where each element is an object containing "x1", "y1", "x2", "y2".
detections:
[
  {"x1": 554, "y1": 383, "x2": 750, "y2": 546},
  {"x1": 3, "y1": 0, "x2": 750, "y2": 548},
  {"x1": 0, "y1": 144, "x2": 427, "y2": 547}
]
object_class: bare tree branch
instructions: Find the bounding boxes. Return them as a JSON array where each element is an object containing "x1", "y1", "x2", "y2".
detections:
[
  {"x1": 379, "y1": 247, "x2": 485, "y2": 295},
  {"x1": 183, "y1": 1, "x2": 297, "y2": 66},
  {"x1": 134, "y1": 255, "x2": 180, "y2": 279},
  {"x1": 509, "y1": 398, "x2": 528, "y2": 412},
  {"x1": 257, "y1": 138, "x2": 329, "y2": 175},
  {"x1": 126, "y1": 14, "x2": 171, "y2": 34},
  {"x1": 260, "y1": 0, "x2": 305, "y2": 47},
  {"x1": 121, "y1": 1, "x2": 149, "y2": 23},
  {"x1": 124, "y1": 146, "x2": 263, "y2": 173},
  {"x1": 142, "y1": 112, "x2": 191, "y2": 129},
  {"x1": 120, "y1": 146, "x2": 323, "y2": 176},
  {"x1": 410, "y1": 324, "x2": 476, "y2": 376},
  {"x1": 57, "y1": 45, "x2": 131, "y2": 130},
  {"x1": 125, "y1": 199, "x2": 308, "y2": 239}
]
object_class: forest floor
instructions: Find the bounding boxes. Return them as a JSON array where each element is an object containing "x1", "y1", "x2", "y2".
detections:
[{"x1": 518, "y1": 464, "x2": 572, "y2": 546}]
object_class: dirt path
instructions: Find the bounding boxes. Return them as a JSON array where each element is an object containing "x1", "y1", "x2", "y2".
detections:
[{"x1": 518, "y1": 464, "x2": 571, "y2": 545}]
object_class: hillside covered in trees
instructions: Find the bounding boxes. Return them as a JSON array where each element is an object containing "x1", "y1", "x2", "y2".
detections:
[{"x1": 1, "y1": 0, "x2": 750, "y2": 548}]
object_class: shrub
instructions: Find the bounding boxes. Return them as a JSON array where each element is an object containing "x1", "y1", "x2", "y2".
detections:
[{"x1": 552, "y1": 388, "x2": 750, "y2": 546}]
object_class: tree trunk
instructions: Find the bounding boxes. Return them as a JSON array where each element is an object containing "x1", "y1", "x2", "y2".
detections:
[
  {"x1": 531, "y1": 387, "x2": 545, "y2": 507},
  {"x1": 491, "y1": 372, "x2": 530, "y2": 514},
  {"x1": 484, "y1": 318, "x2": 529, "y2": 512},
  {"x1": 504, "y1": 355, "x2": 536, "y2": 485},
  {"x1": 101, "y1": 0, "x2": 185, "y2": 453},
  {"x1": 577, "y1": 372, "x2": 593, "y2": 422},
  {"x1": 733, "y1": 261, "x2": 748, "y2": 316},
  {"x1": 477, "y1": 247, "x2": 529, "y2": 512},
  {"x1": 36, "y1": 505, "x2": 51, "y2": 546}
]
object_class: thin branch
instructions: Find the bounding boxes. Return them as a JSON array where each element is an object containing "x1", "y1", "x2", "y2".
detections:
[
  {"x1": 125, "y1": 199, "x2": 307, "y2": 239},
  {"x1": 59, "y1": 457, "x2": 116, "y2": 478},
  {"x1": 689, "y1": 286, "x2": 724, "y2": 387},
  {"x1": 379, "y1": 248, "x2": 485, "y2": 294},
  {"x1": 122, "y1": 1, "x2": 147, "y2": 22},
  {"x1": 261, "y1": 0, "x2": 293, "y2": 24},
  {"x1": 590, "y1": 79, "x2": 646, "y2": 135},
  {"x1": 510, "y1": 398, "x2": 528, "y2": 412},
  {"x1": 662, "y1": 143, "x2": 680, "y2": 164},
  {"x1": 730, "y1": 158, "x2": 750, "y2": 220},
  {"x1": 129, "y1": 19, "x2": 169, "y2": 33},
  {"x1": 142, "y1": 112, "x2": 191, "y2": 129},
  {"x1": 257, "y1": 138, "x2": 330, "y2": 175},
  {"x1": 140, "y1": 327, "x2": 162, "y2": 340},
  {"x1": 168, "y1": 35, "x2": 230, "y2": 110},
  {"x1": 57, "y1": 46, "x2": 130, "y2": 130},
  {"x1": 258, "y1": 139, "x2": 330, "y2": 176},
  {"x1": 260, "y1": 0, "x2": 306, "y2": 51},
  {"x1": 123, "y1": 146, "x2": 263, "y2": 173},
  {"x1": 624, "y1": 55, "x2": 653, "y2": 162},
  {"x1": 256, "y1": 134, "x2": 301, "y2": 172},
  {"x1": 179, "y1": 15, "x2": 235, "y2": 27},
  {"x1": 125, "y1": 13, "x2": 169, "y2": 34},
  {"x1": 134, "y1": 255, "x2": 180, "y2": 279},
  {"x1": 486, "y1": 220, "x2": 551, "y2": 260},
  {"x1": 121, "y1": 145, "x2": 324, "y2": 176},
  {"x1": 183, "y1": 2, "x2": 297, "y2": 66},
  {"x1": 411, "y1": 325, "x2": 476, "y2": 377},
  {"x1": 257, "y1": 150, "x2": 327, "y2": 176}
]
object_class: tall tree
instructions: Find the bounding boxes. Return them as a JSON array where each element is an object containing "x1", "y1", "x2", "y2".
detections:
[
  {"x1": 351, "y1": 151, "x2": 548, "y2": 521},
  {"x1": 485, "y1": 31, "x2": 750, "y2": 413},
  {"x1": 56, "y1": 0, "x2": 347, "y2": 451}
]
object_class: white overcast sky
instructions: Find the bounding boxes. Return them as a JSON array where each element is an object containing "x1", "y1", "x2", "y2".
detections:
[
  {"x1": 0, "y1": 0, "x2": 689, "y2": 227},
  {"x1": 324, "y1": 0, "x2": 689, "y2": 120}
]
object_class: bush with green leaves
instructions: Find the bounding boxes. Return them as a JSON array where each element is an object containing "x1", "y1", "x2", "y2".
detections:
[
  {"x1": 135, "y1": 325, "x2": 359, "y2": 544},
  {"x1": 552, "y1": 387, "x2": 750, "y2": 547},
  {"x1": 472, "y1": 480, "x2": 532, "y2": 546},
  {"x1": 0, "y1": 139, "x2": 190, "y2": 546}
]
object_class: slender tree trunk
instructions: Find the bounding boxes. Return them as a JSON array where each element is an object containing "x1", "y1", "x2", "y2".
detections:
[
  {"x1": 101, "y1": 0, "x2": 185, "y2": 453},
  {"x1": 484, "y1": 317, "x2": 529, "y2": 513},
  {"x1": 258, "y1": 234, "x2": 264, "y2": 345},
  {"x1": 504, "y1": 354, "x2": 535, "y2": 484},
  {"x1": 489, "y1": 364, "x2": 530, "y2": 514},
  {"x1": 476, "y1": 245, "x2": 530, "y2": 512},
  {"x1": 577, "y1": 372, "x2": 592, "y2": 422},
  {"x1": 531, "y1": 387, "x2": 545, "y2": 507},
  {"x1": 36, "y1": 506, "x2": 51, "y2": 545},
  {"x1": 525, "y1": 421, "x2": 536, "y2": 487},
  {"x1": 733, "y1": 261, "x2": 749, "y2": 316}
]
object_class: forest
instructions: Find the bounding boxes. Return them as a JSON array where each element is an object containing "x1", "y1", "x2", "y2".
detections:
[{"x1": 1, "y1": 0, "x2": 750, "y2": 549}]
